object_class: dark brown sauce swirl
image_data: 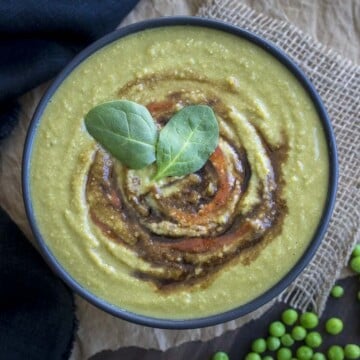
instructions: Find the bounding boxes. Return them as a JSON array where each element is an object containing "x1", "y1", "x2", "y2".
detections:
[{"x1": 85, "y1": 73, "x2": 288, "y2": 290}]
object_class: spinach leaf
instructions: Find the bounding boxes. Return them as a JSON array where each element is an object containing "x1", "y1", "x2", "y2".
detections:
[
  {"x1": 154, "y1": 105, "x2": 219, "y2": 180},
  {"x1": 85, "y1": 100, "x2": 158, "y2": 169}
]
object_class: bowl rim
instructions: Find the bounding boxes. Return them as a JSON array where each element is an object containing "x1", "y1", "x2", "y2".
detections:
[{"x1": 22, "y1": 16, "x2": 338, "y2": 329}]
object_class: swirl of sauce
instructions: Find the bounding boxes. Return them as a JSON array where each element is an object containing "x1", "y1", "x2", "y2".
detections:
[{"x1": 85, "y1": 73, "x2": 287, "y2": 289}]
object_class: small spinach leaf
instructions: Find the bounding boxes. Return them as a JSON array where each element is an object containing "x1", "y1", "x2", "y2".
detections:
[
  {"x1": 85, "y1": 100, "x2": 157, "y2": 169},
  {"x1": 154, "y1": 105, "x2": 219, "y2": 180}
]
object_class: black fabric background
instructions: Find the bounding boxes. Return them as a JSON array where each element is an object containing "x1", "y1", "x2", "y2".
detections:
[
  {"x1": 0, "y1": 0, "x2": 140, "y2": 138},
  {"x1": 0, "y1": 1, "x2": 140, "y2": 358}
]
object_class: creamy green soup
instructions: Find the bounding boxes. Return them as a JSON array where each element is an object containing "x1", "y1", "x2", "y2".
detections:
[{"x1": 30, "y1": 26, "x2": 329, "y2": 319}]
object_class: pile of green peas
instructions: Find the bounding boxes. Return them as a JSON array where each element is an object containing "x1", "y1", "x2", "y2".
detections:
[
  {"x1": 211, "y1": 244, "x2": 360, "y2": 360},
  {"x1": 241, "y1": 309, "x2": 357, "y2": 360},
  {"x1": 350, "y1": 244, "x2": 360, "y2": 275},
  {"x1": 212, "y1": 308, "x2": 359, "y2": 360},
  {"x1": 349, "y1": 244, "x2": 360, "y2": 302}
]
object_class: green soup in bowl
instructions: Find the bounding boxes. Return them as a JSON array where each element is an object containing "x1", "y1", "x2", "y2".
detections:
[{"x1": 23, "y1": 17, "x2": 337, "y2": 329}]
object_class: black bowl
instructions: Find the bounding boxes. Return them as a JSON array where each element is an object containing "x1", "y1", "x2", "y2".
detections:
[{"x1": 22, "y1": 17, "x2": 338, "y2": 329}]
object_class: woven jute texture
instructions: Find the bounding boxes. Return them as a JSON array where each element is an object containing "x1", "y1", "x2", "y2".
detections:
[{"x1": 198, "y1": 0, "x2": 360, "y2": 314}]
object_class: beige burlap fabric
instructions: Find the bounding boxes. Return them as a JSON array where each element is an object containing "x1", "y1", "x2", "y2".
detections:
[{"x1": 198, "y1": 0, "x2": 360, "y2": 314}]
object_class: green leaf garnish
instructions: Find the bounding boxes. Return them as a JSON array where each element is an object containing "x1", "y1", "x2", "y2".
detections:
[
  {"x1": 154, "y1": 105, "x2": 219, "y2": 180},
  {"x1": 85, "y1": 100, "x2": 219, "y2": 179},
  {"x1": 85, "y1": 100, "x2": 157, "y2": 169}
]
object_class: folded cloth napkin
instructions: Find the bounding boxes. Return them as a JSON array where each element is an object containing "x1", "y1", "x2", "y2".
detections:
[
  {"x1": 0, "y1": 208, "x2": 75, "y2": 360},
  {"x1": 0, "y1": 1, "x2": 140, "y2": 358},
  {"x1": 0, "y1": 0, "x2": 140, "y2": 139}
]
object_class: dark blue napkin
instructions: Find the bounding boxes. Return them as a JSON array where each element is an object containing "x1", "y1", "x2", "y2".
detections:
[
  {"x1": 0, "y1": 1, "x2": 140, "y2": 358},
  {"x1": 0, "y1": 0, "x2": 140, "y2": 139},
  {"x1": 0, "y1": 209, "x2": 76, "y2": 360}
]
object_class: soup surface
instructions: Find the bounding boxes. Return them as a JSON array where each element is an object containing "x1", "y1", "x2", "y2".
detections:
[{"x1": 30, "y1": 26, "x2": 329, "y2": 319}]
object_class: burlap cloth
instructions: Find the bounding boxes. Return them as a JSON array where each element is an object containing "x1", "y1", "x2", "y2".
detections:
[{"x1": 0, "y1": 0, "x2": 359, "y2": 359}]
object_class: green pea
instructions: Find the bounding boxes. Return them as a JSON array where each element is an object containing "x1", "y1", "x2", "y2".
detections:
[
  {"x1": 325, "y1": 317, "x2": 344, "y2": 335},
  {"x1": 344, "y1": 344, "x2": 360, "y2": 359},
  {"x1": 269, "y1": 321, "x2": 286, "y2": 337},
  {"x1": 350, "y1": 256, "x2": 360, "y2": 273},
  {"x1": 297, "y1": 346, "x2": 314, "y2": 360},
  {"x1": 277, "y1": 348, "x2": 292, "y2": 360},
  {"x1": 328, "y1": 346, "x2": 345, "y2": 360},
  {"x1": 212, "y1": 351, "x2": 229, "y2": 360},
  {"x1": 299, "y1": 312, "x2": 319, "y2": 329},
  {"x1": 246, "y1": 353, "x2": 262, "y2": 360},
  {"x1": 305, "y1": 331, "x2": 322, "y2": 348},
  {"x1": 281, "y1": 309, "x2": 299, "y2": 326},
  {"x1": 263, "y1": 356, "x2": 274, "y2": 360},
  {"x1": 267, "y1": 336, "x2": 281, "y2": 351},
  {"x1": 281, "y1": 334, "x2": 294, "y2": 347},
  {"x1": 252, "y1": 338, "x2": 267, "y2": 354},
  {"x1": 331, "y1": 285, "x2": 344, "y2": 298},
  {"x1": 312, "y1": 352, "x2": 326, "y2": 360},
  {"x1": 291, "y1": 326, "x2": 307, "y2": 341},
  {"x1": 351, "y1": 244, "x2": 360, "y2": 257}
]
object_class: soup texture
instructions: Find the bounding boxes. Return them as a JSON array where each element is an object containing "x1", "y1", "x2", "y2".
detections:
[{"x1": 30, "y1": 26, "x2": 329, "y2": 319}]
